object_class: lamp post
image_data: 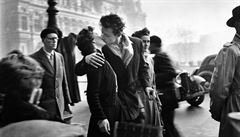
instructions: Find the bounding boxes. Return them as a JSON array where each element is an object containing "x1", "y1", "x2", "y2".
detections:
[
  {"x1": 47, "y1": 0, "x2": 62, "y2": 38},
  {"x1": 47, "y1": 0, "x2": 59, "y2": 29}
]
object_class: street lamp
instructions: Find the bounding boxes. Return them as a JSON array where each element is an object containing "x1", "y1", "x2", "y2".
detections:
[
  {"x1": 47, "y1": 0, "x2": 58, "y2": 29},
  {"x1": 47, "y1": 0, "x2": 62, "y2": 38}
]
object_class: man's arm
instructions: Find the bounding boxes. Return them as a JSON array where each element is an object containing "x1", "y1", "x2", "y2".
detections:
[
  {"x1": 211, "y1": 47, "x2": 236, "y2": 100},
  {"x1": 75, "y1": 52, "x2": 105, "y2": 76},
  {"x1": 209, "y1": 46, "x2": 237, "y2": 121}
]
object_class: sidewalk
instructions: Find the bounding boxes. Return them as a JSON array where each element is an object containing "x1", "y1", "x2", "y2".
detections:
[{"x1": 70, "y1": 100, "x2": 90, "y2": 127}]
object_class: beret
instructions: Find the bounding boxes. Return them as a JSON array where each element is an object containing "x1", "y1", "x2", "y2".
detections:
[{"x1": 40, "y1": 28, "x2": 59, "y2": 39}]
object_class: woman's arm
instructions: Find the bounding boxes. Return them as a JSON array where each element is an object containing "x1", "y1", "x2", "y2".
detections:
[{"x1": 86, "y1": 65, "x2": 107, "y2": 120}]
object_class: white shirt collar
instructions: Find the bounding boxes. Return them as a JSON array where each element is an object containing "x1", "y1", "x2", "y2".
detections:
[
  {"x1": 42, "y1": 47, "x2": 54, "y2": 58},
  {"x1": 43, "y1": 48, "x2": 54, "y2": 59}
]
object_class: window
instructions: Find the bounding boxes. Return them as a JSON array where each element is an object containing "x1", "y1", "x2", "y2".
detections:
[
  {"x1": 66, "y1": 0, "x2": 71, "y2": 7},
  {"x1": 20, "y1": 16, "x2": 28, "y2": 30},
  {"x1": 34, "y1": 19, "x2": 42, "y2": 32},
  {"x1": 34, "y1": 14, "x2": 43, "y2": 32}
]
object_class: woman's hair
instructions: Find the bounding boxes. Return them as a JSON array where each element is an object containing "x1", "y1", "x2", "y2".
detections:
[
  {"x1": 100, "y1": 14, "x2": 125, "y2": 36},
  {"x1": 76, "y1": 26, "x2": 95, "y2": 56},
  {"x1": 132, "y1": 27, "x2": 150, "y2": 39},
  {"x1": 0, "y1": 51, "x2": 44, "y2": 93}
]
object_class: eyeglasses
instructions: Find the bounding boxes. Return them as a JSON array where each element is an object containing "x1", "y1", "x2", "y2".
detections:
[
  {"x1": 142, "y1": 40, "x2": 150, "y2": 43},
  {"x1": 46, "y1": 37, "x2": 59, "y2": 41}
]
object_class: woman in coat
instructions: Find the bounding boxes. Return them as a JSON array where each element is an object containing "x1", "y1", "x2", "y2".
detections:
[
  {"x1": 132, "y1": 28, "x2": 162, "y2": 126},
  {"x1": 75, "y1": 26, "x2": 118, "y2": 137}
]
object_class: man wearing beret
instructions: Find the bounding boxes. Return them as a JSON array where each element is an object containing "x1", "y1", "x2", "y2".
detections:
[
  {"x1": 30, "y1": 28, "x2": 72, "y2": 123},
  {"x1": 209, "y1": 5, "x2": 240, "y2": 137}
]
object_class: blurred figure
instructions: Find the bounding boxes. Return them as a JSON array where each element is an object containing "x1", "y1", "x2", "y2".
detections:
[
  {"x1": 30, "y1": 28, "x2": 72, "y2": 123},
  {"x1": 0, "y1": 51, "x2": 62, "y2": 127},
  {"x1": 0, "y1": 120, "x2": 86, "y2": 137},
  {"x1": 149, "y1": 35, "x2": 180, "y2": 137},
  {"x1": 75, "y1": 26, "x2": 118, "y2": 137},
  {"x1": 132, "y1": 28, "x2": 162, "y2": 126},
  {"x1": 209, "y1": 5, "x2": 240, "y2": 137}
]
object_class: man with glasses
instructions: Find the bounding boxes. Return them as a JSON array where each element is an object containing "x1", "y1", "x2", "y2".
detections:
[{"x1": 30, "y1": 28, "x2": 72, "y2": 123}]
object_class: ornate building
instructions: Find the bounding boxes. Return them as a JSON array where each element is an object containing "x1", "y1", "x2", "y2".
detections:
[{"x1": 0, "y1": 0, "x2": 146, "y2": 57}]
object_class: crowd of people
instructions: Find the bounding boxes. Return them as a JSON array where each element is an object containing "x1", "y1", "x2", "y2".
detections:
[{"x1": 1, "y1": 5, "x2": 240, "y2": 137}]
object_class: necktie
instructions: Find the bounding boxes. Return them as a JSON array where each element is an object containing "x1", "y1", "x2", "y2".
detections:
[{"x1": 49, "y1": 54, "x2": 54, "y2": 67}]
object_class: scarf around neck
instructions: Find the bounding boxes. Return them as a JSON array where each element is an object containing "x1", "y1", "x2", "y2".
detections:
[{"x1": 107, "y1": 34, "x2": 134, "y2": 67}]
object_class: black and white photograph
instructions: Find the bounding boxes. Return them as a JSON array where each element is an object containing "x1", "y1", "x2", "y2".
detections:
[{"x1": 0, "y1": 0, "x2": 240, "y2": 137}]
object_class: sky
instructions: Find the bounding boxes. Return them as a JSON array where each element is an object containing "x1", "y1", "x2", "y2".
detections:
[{"x1": 141, "y1": 0, "x2": 240, "y2": 45}]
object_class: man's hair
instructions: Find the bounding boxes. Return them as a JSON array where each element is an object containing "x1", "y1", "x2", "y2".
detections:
[
  {"x1": 76, "y1": 26, "x2": 95, "y2": 56},
  {"x1": 100, "y1": 13, "x2": 125, "y2": 36},
  {"x1": 132, "y1": 27, "x2": 150, "y2": 39},
  {"x1": 150, "y1": 35, "x2": 162, "y2": 48},
  {"x1": 40, "y1": 28, "x2": 59, "y2": 39},
  {"x1": 51, "y1": 26, "x2": 63, "y2": 38}
]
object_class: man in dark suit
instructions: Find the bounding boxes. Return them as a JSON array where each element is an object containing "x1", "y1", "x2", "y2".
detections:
[{"x1": 30, "y1": 28, "x2": 72, "y2": 123}]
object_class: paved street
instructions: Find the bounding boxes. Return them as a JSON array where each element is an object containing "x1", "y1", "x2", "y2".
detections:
[
  {"x1": 175, "y1": 94, "x2": 219, "y2": 137},
  {"x1": 71, "y1": 93, "x2": 220, "y2": 137}
]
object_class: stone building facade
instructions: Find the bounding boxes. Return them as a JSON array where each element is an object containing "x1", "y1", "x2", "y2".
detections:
[{"x1": 0, "y1": 0, "x2": 146, "y2": 57}]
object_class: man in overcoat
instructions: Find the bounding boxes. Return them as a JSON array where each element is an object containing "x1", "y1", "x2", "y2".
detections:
[
  {"x1": 30, "y1": 28, "x2": 72, "y2": 123},
  {"x1": 210, "y1": 5, "x2": 240, "y2": 137}
]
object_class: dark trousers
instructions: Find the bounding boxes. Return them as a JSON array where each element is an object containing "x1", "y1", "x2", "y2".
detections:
[{"x1": 162, "y1": 108, "x2": 181, "y2": 137}]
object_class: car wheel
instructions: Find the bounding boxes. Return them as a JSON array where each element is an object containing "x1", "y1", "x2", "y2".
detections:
[{"x1": 186, "y1": 85, "x2": 205, "y2": 106}]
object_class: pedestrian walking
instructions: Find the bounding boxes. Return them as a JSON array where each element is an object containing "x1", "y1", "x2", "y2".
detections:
[{"x1": 149, "y1": 35, "x2": 181, "y2": 137}]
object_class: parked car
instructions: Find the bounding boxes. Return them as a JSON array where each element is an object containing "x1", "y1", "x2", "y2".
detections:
[{"x1": 192, "y1": 54, "x2": 217, "y2": 83}]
